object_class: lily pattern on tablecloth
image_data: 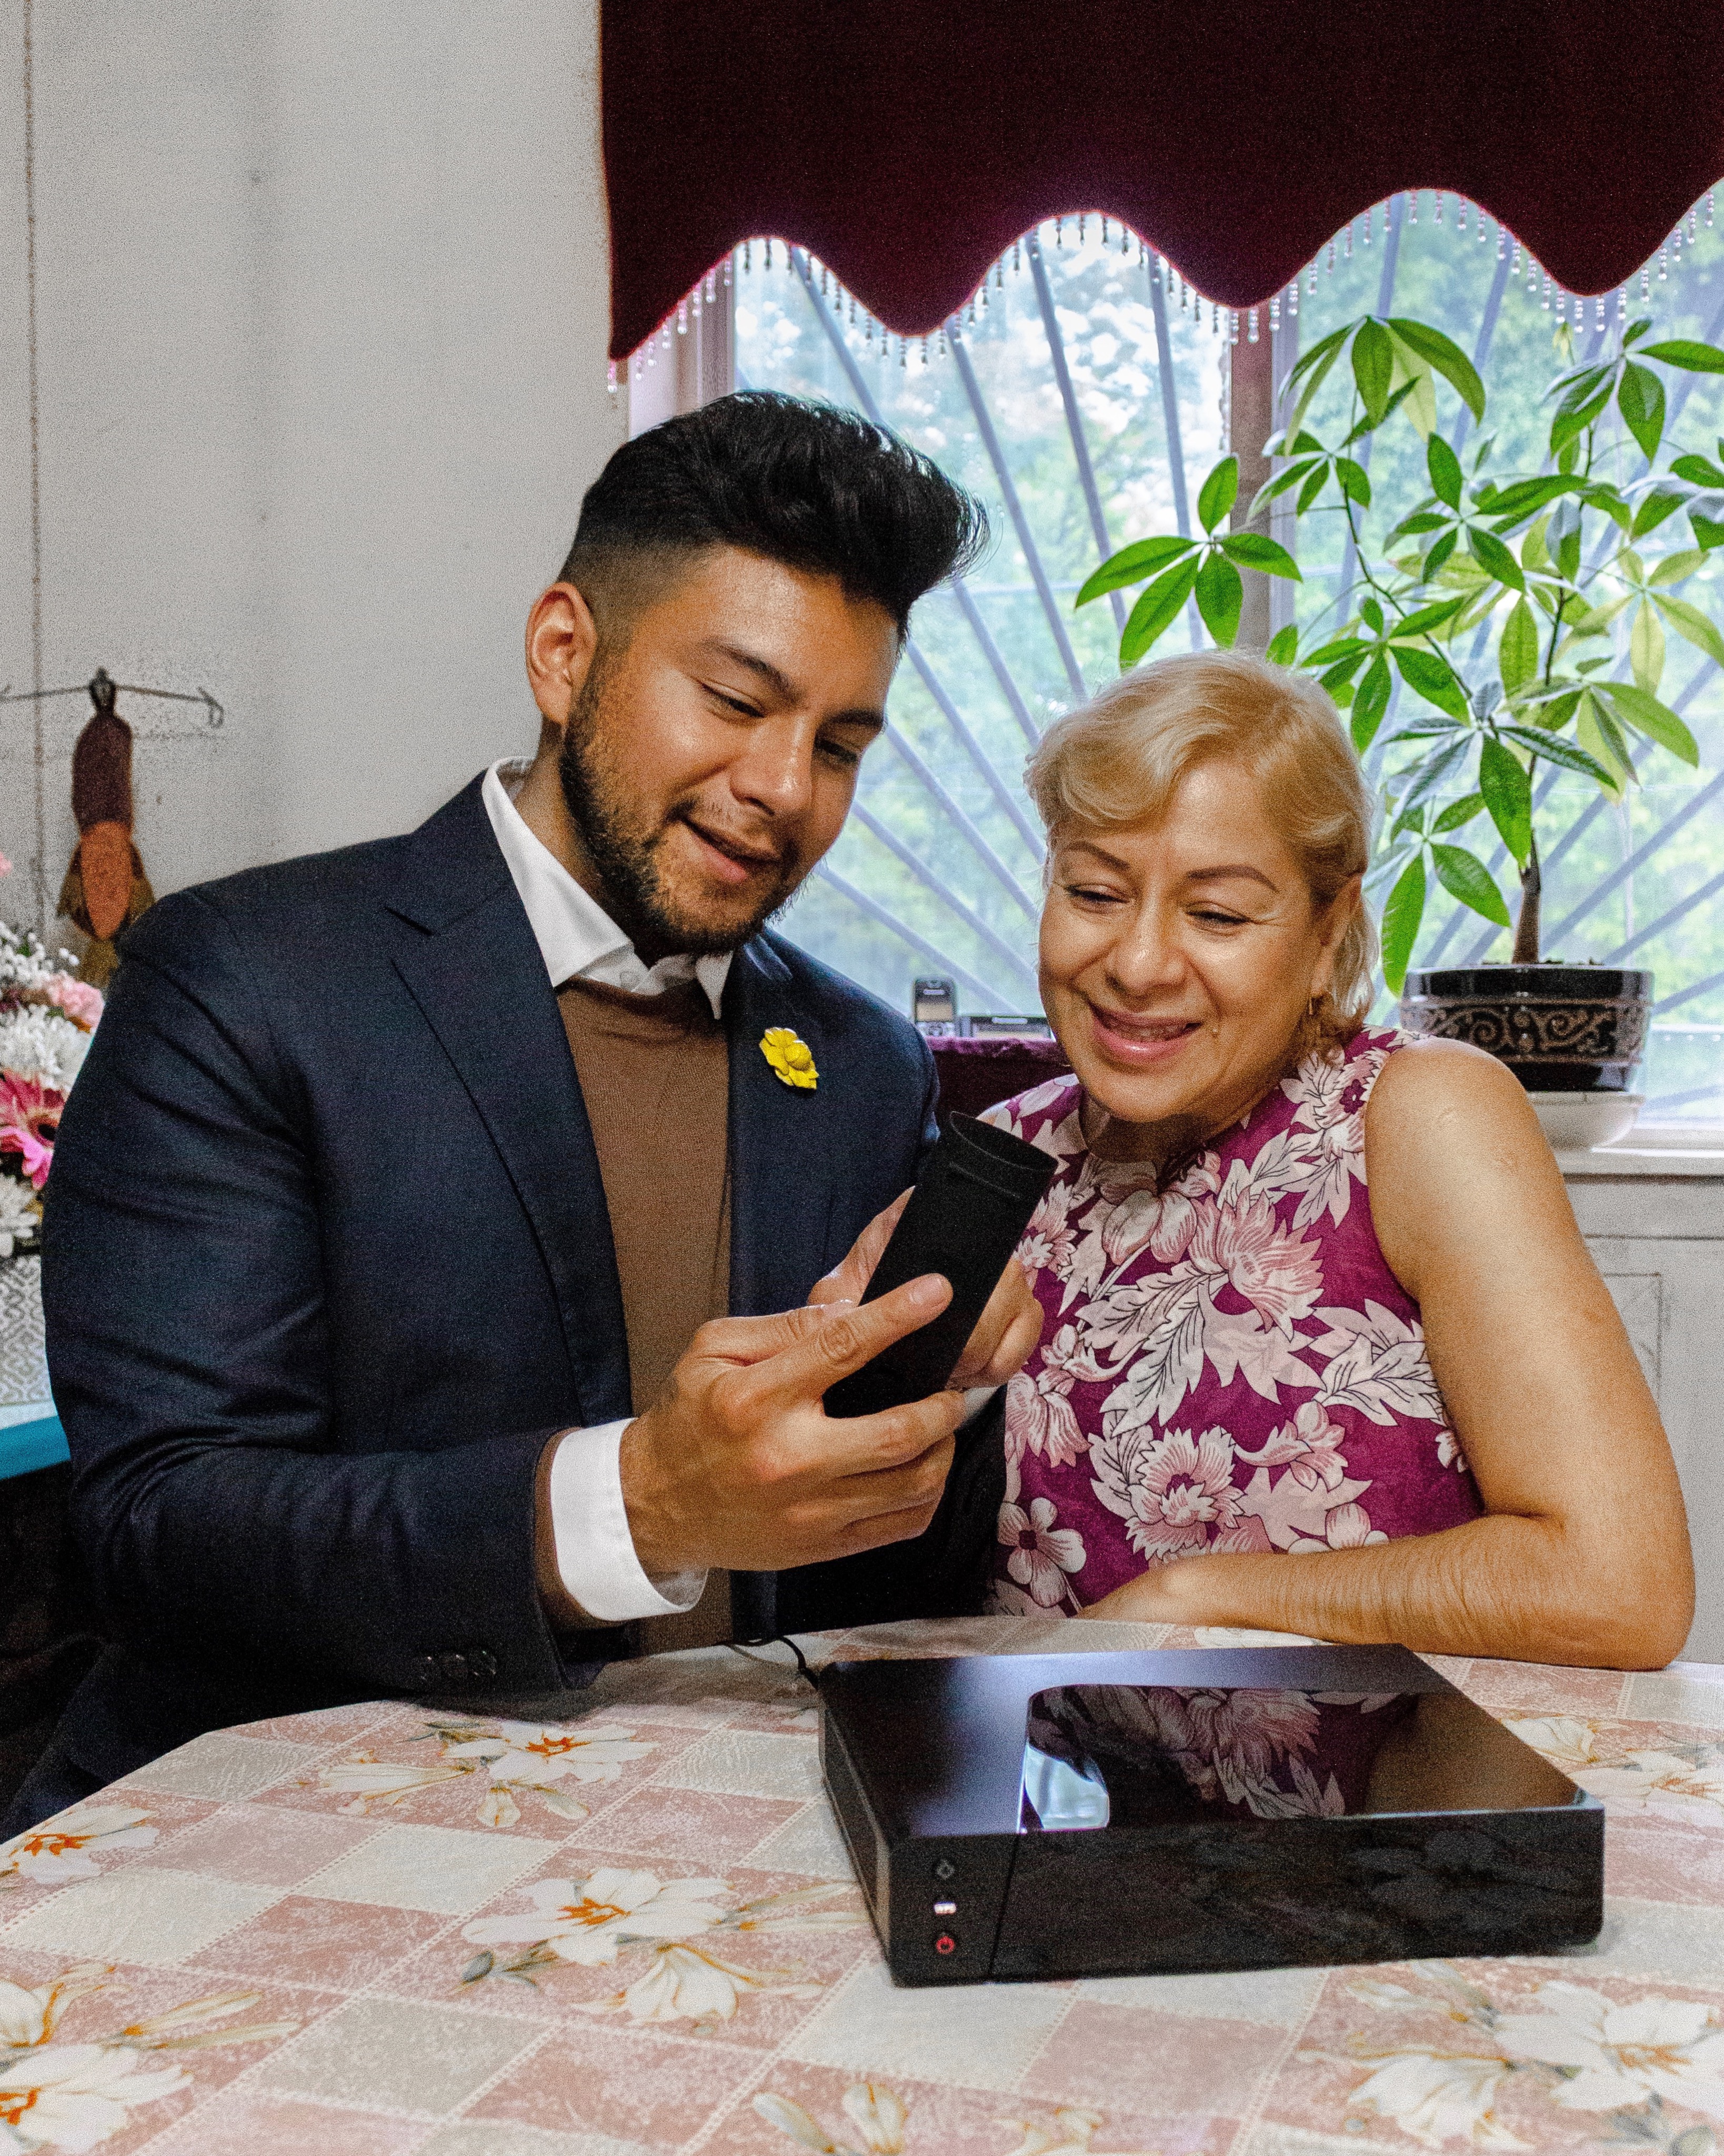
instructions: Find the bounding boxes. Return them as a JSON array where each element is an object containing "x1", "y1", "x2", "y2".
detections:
[{"x1": 0, "y1": 1625, "x2": 1717, "y2": 2153}]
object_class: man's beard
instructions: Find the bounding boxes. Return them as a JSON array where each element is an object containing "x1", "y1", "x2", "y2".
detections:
[{"x1": 557, "y1": 672, "x2": 806, "y2": 956}]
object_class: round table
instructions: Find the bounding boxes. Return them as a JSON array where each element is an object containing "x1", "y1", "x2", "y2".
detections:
[{"x1": 2, "y1": 1615, "x2": 1721, "y2": 2153}]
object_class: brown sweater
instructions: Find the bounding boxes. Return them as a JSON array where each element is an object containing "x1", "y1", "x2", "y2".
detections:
[{"x1": 556, "y1": 976, "x2": 734, "y2": 1650}]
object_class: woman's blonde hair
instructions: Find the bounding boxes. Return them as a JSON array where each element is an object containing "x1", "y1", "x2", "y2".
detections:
[{"x1": 1026, "y1": 649, "x2": 1377, "y2": 1059}]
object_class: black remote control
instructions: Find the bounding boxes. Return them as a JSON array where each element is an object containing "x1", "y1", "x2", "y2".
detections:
[{"x1": 823, "y1": 1112, "x2": 1057, "y2": 1419}]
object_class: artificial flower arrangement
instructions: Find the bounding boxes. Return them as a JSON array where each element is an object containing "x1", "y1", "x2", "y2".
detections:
[{"x1": 0, "y1": 853, "x2": 104, "y2": 1260}]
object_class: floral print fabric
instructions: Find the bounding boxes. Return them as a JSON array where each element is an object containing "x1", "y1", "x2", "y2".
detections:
[{"x1": 987, "y1": 1027, "x2": 1480, "y2": 1613}]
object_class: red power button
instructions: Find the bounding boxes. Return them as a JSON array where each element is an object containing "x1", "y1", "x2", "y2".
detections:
[{"x1": 934, "y1": 1932, "x2": 958, "y2": 1957}]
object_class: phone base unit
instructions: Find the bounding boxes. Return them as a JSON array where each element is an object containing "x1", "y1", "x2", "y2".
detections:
[{"x1": 817, "y1": 1644, "x2": 1601, "y2": 1987}]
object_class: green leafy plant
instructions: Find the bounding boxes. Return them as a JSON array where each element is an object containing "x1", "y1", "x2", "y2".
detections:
[{"x1": 1079, "y1": 312, "x2": 1724, "y2": 990}]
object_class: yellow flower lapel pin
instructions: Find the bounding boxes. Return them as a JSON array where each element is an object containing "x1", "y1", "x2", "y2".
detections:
[{"x1": 760, "y1": 1026, "x2": 818, "y2": 1091}]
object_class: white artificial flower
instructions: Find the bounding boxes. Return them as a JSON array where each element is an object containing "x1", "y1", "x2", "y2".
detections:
[
  {"x1": 0, "y1": 2042, "x2": 189, "y2": 2152},
  {"x1": 0, "y1": 1175, "x2": 39, "y2": 1258},
  {"x1": 0, "y1": 1005, "x2": 89, "y2": 1092},
  {"x1": 1494, "y1": 1982, "x2": 1724, "y2": 2118},
  {"x1": 462, "y1": 1869, "x2": 729, "y2": 1965}
]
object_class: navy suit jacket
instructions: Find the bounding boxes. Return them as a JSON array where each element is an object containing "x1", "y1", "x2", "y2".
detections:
[{"x1": 42, "y1": 777, "x2": 1003, "y2": 1784}]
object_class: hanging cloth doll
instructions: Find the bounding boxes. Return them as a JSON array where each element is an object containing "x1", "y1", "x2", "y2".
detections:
[{"x1": 57, "y1": 669, "x2": 155, "y2": 986}]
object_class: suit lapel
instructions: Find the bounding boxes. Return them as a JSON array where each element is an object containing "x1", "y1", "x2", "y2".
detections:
[
  {"x1": 386, "y1": 781, "x2": 632, "y2": 1425},
  {"x1": 726, "y1": 937, "x2": 840, "y2": 1319}
]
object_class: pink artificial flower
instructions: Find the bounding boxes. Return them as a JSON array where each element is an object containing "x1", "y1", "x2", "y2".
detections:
[
  {"x1": 39, "y1": 972, "x2": 103, "y2": 1029},
  {"x1": 0, "y1": 1074, "x2": 64, "y2": 1191}
]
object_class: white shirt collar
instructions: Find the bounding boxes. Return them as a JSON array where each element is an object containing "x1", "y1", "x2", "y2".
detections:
[{"x1": 482, "y1": 760, "x2": 733, "y2": 1019}]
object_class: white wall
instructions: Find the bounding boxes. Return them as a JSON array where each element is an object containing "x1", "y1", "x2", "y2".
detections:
[{"x1": 1, "y1": 0, "x2": 625, "y2": 935}]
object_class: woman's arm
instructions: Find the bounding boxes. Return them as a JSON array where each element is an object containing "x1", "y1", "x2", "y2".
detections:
[{"x1": 1081, "y1": 1040, "x2": 1694, "y2": 1668}]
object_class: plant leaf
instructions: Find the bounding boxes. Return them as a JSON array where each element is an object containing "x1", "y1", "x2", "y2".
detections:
[
  {"x1": 1119, "y1": 554, "x2": 1204, "y2": 665},
  {"x1": 1265, "y1": 624, "x2": 1299, "y2": 665},
  {"x1": 1075, "y1": 535, "x2": 1195, "y2": 607},
  {"x1": 1335, "y1": 456, "x2": 1374, "y2": 506},
  {"x1": 1630, "y1": 599, "x2": 1665, "y2": 694},
  {"x1": 1387, "y1": 317, "x2": 1486, "y2": 421},
  {"x1": 1478, "y1": 735, "x2": 1533, "y2": 865},
  {"x1": 1631, "y1": 489, "x2": 1686, "y2": 540},
  {"x1": 1671, "y1": 453, "x2": 1724, "y2": 487},
  {"x1": 1380, "y1": 854, "x2": 1427, "y2": 995},
  {"x1": 1639, "y1": 338, "x2": 1724, "y2": 373},
  {"x1": 1427, "y1": 434, "x2": 1464, "y2": 508},
  {"x1": 1393, "y1": 596, "x2": 1471, "y2": 639},
  {"x1": 1395, "y1": 735, "x2": 1473, "y2": 818},
  {"x1": 1648, "y1": 548, "x2": 1707, "y2": 587},
  {"x1": 1248, "y1": 458, "x2": 1324, "y2": 517},
  {"x1": 1198, "y1": 456, "x2": 1240, "y2": 535},
  {"x1": 1297, "y1": 460, "x2": 1333, "y2": 513},
  {"x1": 1617, "y1": 361, "x2": 1667, "y2": 462},
  {"x1": 1351, "y1": 318, "x2": 1395, "y2": 430},
  {"x1": 1424, "y1": 528, "x2": 1460, "y2": 578},
  {"x1": 1577, "y1": 693, "x2": 1630, "y2": 796},
  {"x1": 1351, "y1": 654, "x2": 1392, "y2": 751},
  {"x1": 1431, "y1": 843, "x2": 1512, "y2": 927},
  {"x1": 1497, "y1": 723, "x2": 1622, "y2": 786},
  {"x1": 1468, "y1": 525, "x2": 1526, "y2": 592},
  {"x1": 1498, "y1": 596, "x2": 1540, "y2": 697},
  {"x1": 1651, "y1": 591, "x2": 1724, "y2": 668},
  {"x1": 1601, "y1": 680, "x2": 1701, "y2": 764},
  {"x1": 1432, "y1": 791, "x2": 1485, "y2": 832},
  {"x1": 1391, "y1": 644, "x2": 1470, "y2": 718},
  {"x1": 1219, "y1": 531, "x2": 1302, "y2": 580},
  {"x1": 1195, "y1": 551, "x2": 1244, "y2": 647}
]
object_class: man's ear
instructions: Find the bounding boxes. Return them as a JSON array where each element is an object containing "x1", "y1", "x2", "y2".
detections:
[{"x1": 525, "y1": 582, "x2": 600, "y2": 731}]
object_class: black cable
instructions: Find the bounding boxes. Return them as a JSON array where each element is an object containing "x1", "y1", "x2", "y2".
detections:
[{"x1": 730, "y1": 1634, "x2": 819, "y2": 1691}]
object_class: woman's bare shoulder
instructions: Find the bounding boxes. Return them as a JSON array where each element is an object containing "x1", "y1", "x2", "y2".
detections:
[{"x1": 1363, "y1": 1035, "x2": 1575, "y2": 1286}]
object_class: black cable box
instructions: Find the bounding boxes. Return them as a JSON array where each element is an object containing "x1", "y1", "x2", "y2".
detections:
[{"x1": 818, "y1": 1644, "x2": 1601, "y2": 1986}]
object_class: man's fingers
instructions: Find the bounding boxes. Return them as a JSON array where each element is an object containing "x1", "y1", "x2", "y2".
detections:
[{"x1": 763, "y1": 1271, "x2": 953, "y2": 1401}]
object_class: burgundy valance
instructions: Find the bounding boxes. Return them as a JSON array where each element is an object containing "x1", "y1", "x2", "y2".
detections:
[{"x1": 602, "y1": 1, "x2": 1724, "y2": 361}]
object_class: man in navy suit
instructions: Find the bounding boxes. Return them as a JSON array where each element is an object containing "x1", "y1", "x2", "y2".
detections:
[{"x1": 9, "y1": 392, "x2": 1040, "y2": 1832}]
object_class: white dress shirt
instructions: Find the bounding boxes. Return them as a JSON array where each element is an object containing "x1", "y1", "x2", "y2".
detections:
[{"x1": 482, "y1": 759, "x2": 725, "y2": 1623}]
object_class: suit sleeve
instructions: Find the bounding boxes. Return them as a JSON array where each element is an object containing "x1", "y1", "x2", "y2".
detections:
[{"x1": 43, "y1": 891, "x2": 573, "y2": 1699}]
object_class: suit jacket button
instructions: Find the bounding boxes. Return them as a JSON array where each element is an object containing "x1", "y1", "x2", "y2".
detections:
[
  {"x1": 470, "y1": 1649, "x2": 498, "y2": 1680},
  {"x1": 438, "y1": 1651, "x2": 470, "y2": 1688}
]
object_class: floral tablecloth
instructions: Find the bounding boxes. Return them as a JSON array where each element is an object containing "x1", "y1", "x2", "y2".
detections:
[{"x1": 2, "y1": 1613, "x2": 1721, "y2": 2156}]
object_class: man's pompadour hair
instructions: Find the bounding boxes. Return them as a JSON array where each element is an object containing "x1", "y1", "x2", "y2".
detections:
[{"x1": 558, "y1": 390, "x2": 989, "y2": 636}]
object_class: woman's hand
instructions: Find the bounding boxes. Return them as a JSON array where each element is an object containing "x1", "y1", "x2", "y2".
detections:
[
  {"x1": 1075, "y1": 1043, "x2": 1693, "y2": 1670},
  {"x1": 807, "y1": 1190, "x2": 1043, "y2": 1391}
]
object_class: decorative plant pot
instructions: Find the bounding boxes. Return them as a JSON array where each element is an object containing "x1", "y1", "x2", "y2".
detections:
[
  {"x1": 0, "y1": 1253, "x2": 49, "y2": 1407},
  {"x1": 1399, "y1": 965, "x2": 1653, "y2": 1093}
]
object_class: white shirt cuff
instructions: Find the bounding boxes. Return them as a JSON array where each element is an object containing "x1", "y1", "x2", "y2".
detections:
[{"x1": 546, "y1": 1420, "x2": 708, "y2": 1624}]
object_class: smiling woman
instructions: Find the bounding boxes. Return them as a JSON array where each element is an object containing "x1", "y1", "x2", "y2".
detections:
[{"x1": 984, "y1": 650, "x2": 1695, "y2": 1669}]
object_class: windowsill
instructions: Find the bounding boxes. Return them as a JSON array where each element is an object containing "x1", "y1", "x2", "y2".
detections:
[{"x1": 1558, "y1": 1124, "x2": 1724, "y2": 1176}]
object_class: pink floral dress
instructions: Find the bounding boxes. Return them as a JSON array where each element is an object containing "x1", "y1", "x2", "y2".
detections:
[{"x1": 985, "y1": 1027, "x2": 1480, "y2": 1615}]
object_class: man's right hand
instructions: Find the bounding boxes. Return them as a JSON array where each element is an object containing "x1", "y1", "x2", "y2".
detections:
[{"x1": 617, "y1": 1274, "x2": 966, "y2": 1578}]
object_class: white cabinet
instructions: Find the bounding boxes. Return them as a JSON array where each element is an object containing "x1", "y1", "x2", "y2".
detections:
[{"x1": 1561, "y1": 1151, "x2": 1724, "y2": 1661}]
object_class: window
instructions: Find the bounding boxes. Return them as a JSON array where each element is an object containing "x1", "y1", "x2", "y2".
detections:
[{"x1": 734, "y1": 205, "x2": 1724, "y2": 1120}]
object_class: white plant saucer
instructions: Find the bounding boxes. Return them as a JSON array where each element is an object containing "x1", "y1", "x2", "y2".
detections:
[{"x1": 1528, "y1": 1092, "x2": 1643, "y2": 1151}]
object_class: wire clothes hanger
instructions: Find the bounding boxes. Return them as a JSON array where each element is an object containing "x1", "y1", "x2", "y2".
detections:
[{"x1": 0, "y1": 665, "x2": 224, "y2": 730}]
